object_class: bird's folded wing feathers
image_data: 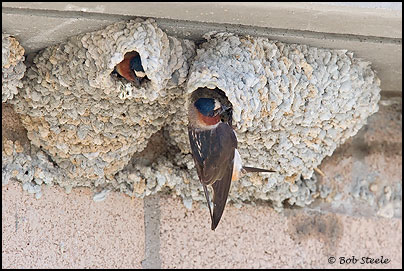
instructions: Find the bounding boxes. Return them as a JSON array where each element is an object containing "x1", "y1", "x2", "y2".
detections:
[{"x1": 188, "y1": 124, "x2": 237, "y2": 184}]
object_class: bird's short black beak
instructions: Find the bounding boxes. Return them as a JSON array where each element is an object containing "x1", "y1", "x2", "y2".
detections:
[
  {"x1": 220, "y1": 105, "x2": 229, "y2": 114},
  {"x1": 218, "y1": 105, "x2": 232, "y2": 123},
  {"x1": 213, "y1": 105, "x2": 228, "y2": 116}
]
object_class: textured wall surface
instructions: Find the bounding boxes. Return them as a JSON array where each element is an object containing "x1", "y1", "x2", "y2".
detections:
[
  {"x1": 2, "y1": 181, "x2": 402, "y2": 268},
  {"x1": 2, "y1": 182, "x2": 145, "y2": 269}
]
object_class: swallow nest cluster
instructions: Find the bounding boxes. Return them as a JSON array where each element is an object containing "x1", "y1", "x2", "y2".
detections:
[{"x1": 3, "y1": 19, "x2": 380, "y2": 210}]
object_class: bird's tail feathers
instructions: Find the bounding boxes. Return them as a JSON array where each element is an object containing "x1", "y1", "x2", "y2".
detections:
[
  {"x1": 242, "y1": 166, "x2": 275, "y2": 173},
  {"x1": 202, "y1": 185, "x2": 213, "y2": 221}
]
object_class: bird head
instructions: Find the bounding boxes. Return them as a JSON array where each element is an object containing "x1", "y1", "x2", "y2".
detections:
[
  {"x1": 114, "y1": 51, "x2": 147, "y2": 88},
  {"x1": 194, "y1": 98, "x2": 223, "y2": 117},
  {"x1": 129, "y1": 54, "x2": 146, "y2": 78},
  {"x1": 189, "y1": 88, "x2": 233, "y2": 128}
]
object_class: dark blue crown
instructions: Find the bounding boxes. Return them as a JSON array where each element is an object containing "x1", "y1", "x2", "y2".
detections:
[
  {"x1": 194, "y1": 98, "x2": 215, "y2": 116},
  {"x1": 130, "y1": 55, "x2": 145, "y2": 72}
]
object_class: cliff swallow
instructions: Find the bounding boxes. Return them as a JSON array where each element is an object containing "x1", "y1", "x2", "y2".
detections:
[
  {"x1": 114, "y1": 51, "x2": 146, "y2": 87},
  {"x1": 188, "y1": 87, "x2": 275, "y2": 230}
]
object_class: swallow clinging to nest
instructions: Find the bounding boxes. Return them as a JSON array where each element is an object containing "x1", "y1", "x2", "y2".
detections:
[{"x1": 188, "y1": 87, "x2": 275, "y2": 230}]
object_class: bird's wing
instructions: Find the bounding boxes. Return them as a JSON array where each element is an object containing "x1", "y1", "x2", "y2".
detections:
[
  {"x1": 188, "y1": 123, "x2": 237, "y2": 185},
  {"x1": 242, "y1": 166, "x2": 275, "y2": 173},
  {"x1": 188, "y1": 123, "x2": 237, "y2": 230}
]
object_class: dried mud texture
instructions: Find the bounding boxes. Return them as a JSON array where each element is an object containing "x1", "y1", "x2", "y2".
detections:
[
  {"x1": 2, "y1": 102, "x2": 66, "y2": 198},
  {"x1": 9, "y1": 18, "x2": 195, "y2": 192},
  {"x1": 2, "y1": 34, "x2": 26, "y2": 102},
  {"x1": 2, "y1": 139, "x2": 67, "y2": 199},
  {"x1": 185, "y1": 32, "x2": 381, "y2": 209}
]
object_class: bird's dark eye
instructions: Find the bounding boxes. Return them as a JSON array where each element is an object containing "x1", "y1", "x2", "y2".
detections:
[
  {"x1": 208, "y1": 110, "x2": 217, "y2": 117},
  {"x1": 212, "y1": 108, "x2": 221, "y2": 116}
]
